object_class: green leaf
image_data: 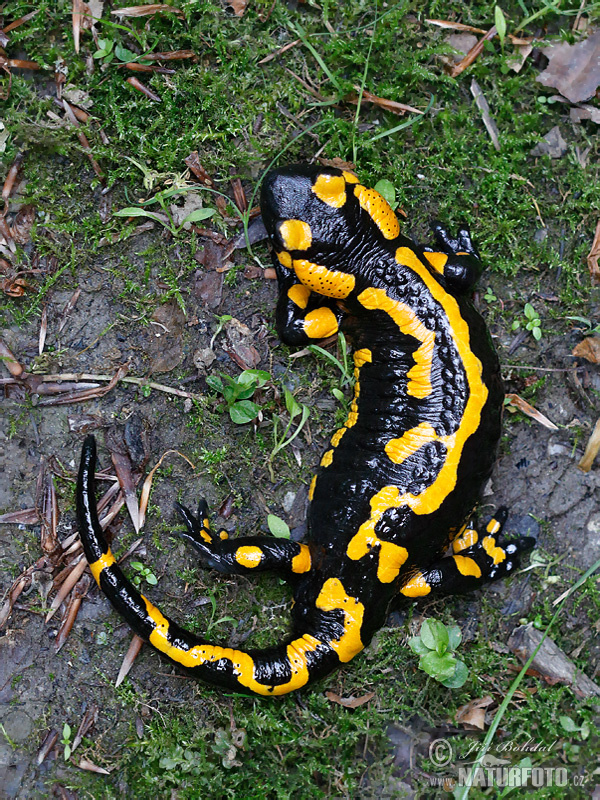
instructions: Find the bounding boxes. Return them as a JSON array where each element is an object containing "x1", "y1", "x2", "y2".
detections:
[
  {"x1": 440, "y1": 659, "x2": 469, "y2": 688},
  {"x1": 408, "y1": 636, "x2": 432, "y2": 656},
  {"x1": 267, "y1": 514, "x2": 291, "y2": 538},
  {"x1": 332, "y1": 388, "x2": 345, "y2": 403},
  {"x1": 229, "y1": 400, "x2": 260, "y2": 424},
  {"x1": 62, "y1": 723, "x2": 71, "y2": 739},
  {"x1": 115, "y1": 44, "x2": 139, "y2": 62},
  {"x1": 447, "y1": 624, "x2": 462, "y2": 651},
  {"x1": 420, "y1": 651, "x2": 457, "y2": 681},
  {"x1": 524, "y1": 302, "x2": 536, "y2": 320},
  {"x1": 284, "y1": 388, "x2": 302, "y2": 419},
  {"x1": 494, "y1": 6, "x2": 507, "y2": 45},
  {"x1": 180, "y1": 207, "x2": 217, "y2": 225},
  {"x1": 64, "y1": 743, "x2": 71, "y2": 761},
  {"x1": 373, "y1": 179, "x2": 397, "y2": 208},
  {"x1": 420, "y1": 619, "x2": 449, "y2": 653},
  {"x1": 559, "y1": 715, "x2": 578, "y2": 733},
  {"x1": 113, "y1": 207, "x2": 165, "y2": 222},
  {"x1": 130, "y1": 561, "x2": 143, "y2": 571},
  {"x1": 532, "y1": 327, "x2": 542, "y2": 341},
  {"x1": 146, "y1": 573, "x2": 158, "y2": 585},
  {"x1": 205, "y1": 375, "x2": 223, "y2": 393}
]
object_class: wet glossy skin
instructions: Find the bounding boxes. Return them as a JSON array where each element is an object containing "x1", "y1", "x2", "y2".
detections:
[{"x1": 77, "y1": 165, "x2": 534, "y2": 696}]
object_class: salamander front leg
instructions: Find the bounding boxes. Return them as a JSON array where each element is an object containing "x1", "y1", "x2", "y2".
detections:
[
  {"x1": 399, "y1": 508, "x2": 535, "y2": 598},
  {"x1": 175, "y1": 500, "x2": 312, "y2": 579},
  {"x1": 421, "y1": 222, "x2": 483, "y2": 294},
  {"x1": 273, "y1": 252, "x2": 344, "y2": 346}
]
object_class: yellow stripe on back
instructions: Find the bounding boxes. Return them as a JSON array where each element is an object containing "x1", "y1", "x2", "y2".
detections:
[
  {"x1": 354, "y1": 185, "x2": 400, "y2": 240},
  {"x1": 89, "y1": 550, "x2": 116, "y2": 584}
]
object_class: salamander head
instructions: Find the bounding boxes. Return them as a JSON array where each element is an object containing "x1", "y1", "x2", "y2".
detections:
[{"x1": 260, "y1": 164, "x2": 362, "y2": 255}]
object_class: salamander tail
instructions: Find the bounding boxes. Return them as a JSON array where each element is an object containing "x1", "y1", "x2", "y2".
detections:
[{"x1": 76, "y1": 435, "x2": 340, "y2": 695}]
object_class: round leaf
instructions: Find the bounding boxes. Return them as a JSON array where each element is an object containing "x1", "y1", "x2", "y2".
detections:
[
  {"x1": 229, "y1": 400, "x2": 260, "y2": 424},
  {"x1": 267, "y1": 514, "x2": 291, "y2": 538}
]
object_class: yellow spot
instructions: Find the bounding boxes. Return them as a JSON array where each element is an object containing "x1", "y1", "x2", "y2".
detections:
[
  {"x1": 88, "y1": 549, "x2": 116, "y2": 585},
  {"x1": 316, "y1": 578, "x2": 364, "y2": 662},
  {"x1": 312, "y1": 173, "x2": 347, "y2": 208},
  {"x1": 486, "y1": 519, "x2": 501, "y2": 535},
  {"x1": 400, "y1": 571, "x2": 432, "y2": 597},
  {"x1": 452, "y1": 528, "x2": 478, "y2": 553},
  {"x1": 330, "y1": 428, "x2": 346, "y2": 448},
  {"x1": 277, "y1": 251, "x2": 292, "y2": 268},
  {"x1": 482, "y1": 536, "x2": 506, "y2": 565},
  {"x1": 279, "y1": 219, "x2": 312, "y2": 251},
  {"x1": 346, "y1": 487, "x2": 409, "y2": 583},
  {"x1": 287, "y1": 284, "x2": 311, "y2": 309},
  {"x1": 423, "y1": 251, "x2": 448, "y2": 273},
  {"x1": 219, "y1": 530, "x2": 229, "y2": 540},
  {"x1": 353, "y1": 348, "x2": 372, "y2": 368},
  {"x1": 354, "y1": 185, "x2": 400, "y2": 240},
  {"x1": 235, "y1": 546, "x2": 263, "y2": 568},
  {"x1": 304, "y1": 308, "x2": 339, "y2": 339},
  {"x1": 453, "y1": 555, "x2": 482, "y2": 578},
  {"x1": 358, "y1": 286, "x2": 435, "y2": 398},
  {"x1": 291, "y1": 545, "x2": 312, "y2": 574},
  {"x1": 343, "y1": 170, "x2": 359, "y2": 183},
  {"x1": 308, "y1": 475, "x2": 317, "y2": 501},
  {"x1": 293, "y1": 259, "x2": 355, "y2": 299},
  {"x1": 385, "y1": 422, "x2": 438, "y2": 466},
  {"x1": 320, "y1": 449, "x2": 334, "y2": 468}
]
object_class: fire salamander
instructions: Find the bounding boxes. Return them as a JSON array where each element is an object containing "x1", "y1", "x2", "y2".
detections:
[{"x1": 77, "y1": 164, "x2": 535, "y2": 696}]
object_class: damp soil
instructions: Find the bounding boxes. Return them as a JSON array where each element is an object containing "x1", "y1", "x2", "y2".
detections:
[{"x1": 1, "y1": 164, "x2": 599, "y2": 799}]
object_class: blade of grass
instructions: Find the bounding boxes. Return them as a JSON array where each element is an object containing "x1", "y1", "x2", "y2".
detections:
[{"x1": 369, "y1": 93, "x2": 434, "y2": 142}]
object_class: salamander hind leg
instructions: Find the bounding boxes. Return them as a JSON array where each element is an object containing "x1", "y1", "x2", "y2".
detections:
[
  {"x1": 175, "y1": 500, "x2": 312, "y2": 579},
  {"x1": 399, "y1": 508, "x2": 536, "y2": 598}
]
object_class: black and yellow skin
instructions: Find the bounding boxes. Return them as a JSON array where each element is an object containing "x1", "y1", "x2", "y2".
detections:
[{"x1": 77, "y1": 165, "x2": 534, "y2": 697}]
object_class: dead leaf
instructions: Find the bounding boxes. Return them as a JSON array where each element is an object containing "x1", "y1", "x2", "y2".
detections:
[
  {"x1": 448, "y1": 25, "x2": 497, "y2": 78},
  {"x1": 349, "y1": 87, "x2": 422, "y2": 116},
  {"x1": 194, "y1": 239, "x2": 224, "y2": 271},
  {"x1": 111, "y1": 4, "x2": 183, "y2": 17},
  {"x1": 505, "y1": 393, "x2": 559, "y2": 430},
  {"x1": 37, "y1": 729, "x2": 59, "y2": 765},
  {"x1": 147, "y1": 300, "x2": 185, "y2": 373},
  {"x1": 572, "y1": 336, "x2": 600, "y2": 363},
  {"x1": 570, "y1": 104, "x2": 600, "y2": 124},
  {"x1": 537, "y1": 31, "x2": 600, "y2": 103},
  {"x1": 578, "y1": 417, "x2": 600, "y2": 472},
  {"x1": 445, "y1": 32, "x2": 479, "y2": 60},
  {"x1": 506, "y1": 43, "x2": 533, "y2": 73},
  {"x1": 587, "y1": 219, "x2": 600, "y2": 285},
  {"x1": 530, "y1": 126, "x2": 568, "y2": 158},
  {"x1": 455, "y1": 695, "x2": 494, "y2": 730},
  {"x1": 78, "y1": 758, "x2": 111, "y2": 775},
  {"x1": 470, "y1": 79, "x2": 500, "y2": 151},
  {"x1": 116, "y1": 634, "x2": 144, "y2": 686},
  {"x1": 143, "y1": 50, "x2": 196, "y2": 61},
  {"x1": 224, "y1": 318, "x2": 261, "y2": 368},
  {"x1": 138, "y1": 449, "x2": 195, "y2": 530},
  {"x1": 226, "y1": 0, "x2": 248, "y2": 16},
  {"x1": 39, "y1": 306, "x2": 47, "y2": 355},
  {"x1": 2, "y1": 151, "x2": 24, "y2": 200},
  {"x1": 325, "y1": 691, "x2": 374, "y2": 708},
  {"x1": 126, "y1": 76, "x2": 162, "y2": 102},
  {"x1": 194, "y1": 269, "x2": 223, "y2": 309},
  {"x1": 10, "y1": 204, "x2": 35, "y2": 244},
  {"x1": 184, "y1": 152, "x2": 213, "y2": 184}
]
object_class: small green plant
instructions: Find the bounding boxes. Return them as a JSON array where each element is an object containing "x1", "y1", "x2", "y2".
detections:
[
  {"x1": 483, "y1": 286, "x2": 497, "y2": 303},
  {"x1": 268, "y1": 388, "x2": 310, "y2": 481},
  {"x1": 206, "y1": 369, "x2": 271, "y2": 424},
  {"x1": 204, "y1": 591, "x2": 236, "y2": 638},
  {"x1": 308, "y1": 332, "x2": 354, "y2": 391},
  {"x1": 61, "y1": 722, "x2": 73, "y2": 761},
  {"x1": 129, "y1": 561, "x2": 158, "y2": 588},
  {"x1": 512, "y1": 302, "x2": 542, "y2": 341},
  {"x1": 113, "y1": 186, "x2": 217, "y2": 237},
  {"x1": 93, "y1": 37, "x2": 140, "y2": 66},
  {"x1": 409, "y1": 619, "x2": 468, "y2": 688}
]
